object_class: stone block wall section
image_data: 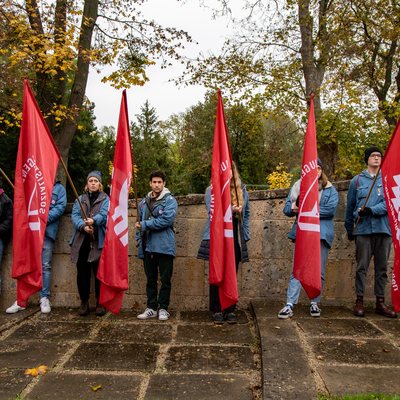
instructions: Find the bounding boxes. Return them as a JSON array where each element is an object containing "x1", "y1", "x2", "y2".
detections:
[{"x1": 0, "y1": 180, "x2": 393, "y2": 310}]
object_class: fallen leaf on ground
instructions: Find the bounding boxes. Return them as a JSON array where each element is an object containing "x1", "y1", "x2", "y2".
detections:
[
  {"x1": 24, "y1": 365, "x2": 48, "y2": 377},
  {"x1": 91, "y1": 384, "x2": 102, "y2": 392}
]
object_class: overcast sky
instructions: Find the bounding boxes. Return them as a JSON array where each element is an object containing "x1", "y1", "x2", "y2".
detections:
[{"x1": 86, "y1": 0, "x2": 237, "y2": 129}]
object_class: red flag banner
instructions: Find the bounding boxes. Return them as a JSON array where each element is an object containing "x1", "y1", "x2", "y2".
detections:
[
  {"x1": 209, "y1": 90, "x2": 238, "y2": 310},
  {"x1": 97, "y1": 90, "x2": 132, "y2": 314},
  {"x1": 293, "y1": 95, "x2": 321, "y2": 299},
  {"x1": 12, "y1": 80, "x2": 60, "y2": 306},
  {"x1": 381, "y1": 118, "x2": 400, "y2": 312}
]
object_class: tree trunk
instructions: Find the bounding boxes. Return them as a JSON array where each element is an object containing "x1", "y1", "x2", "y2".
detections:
[
  {"x1": 54, "y1": 0, "x2": 99, "y2": 177},
  {"x1": 298, "y1": 0, "x2": 338, "y2": 177}
]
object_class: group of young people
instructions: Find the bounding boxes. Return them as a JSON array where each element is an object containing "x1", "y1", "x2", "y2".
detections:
[{"x1": 1, "y1": 145, "x2": 398, "y2": 321}]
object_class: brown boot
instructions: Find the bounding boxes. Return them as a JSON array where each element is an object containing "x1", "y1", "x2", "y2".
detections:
[
  {"x1": 375, "y1": 297, "x2": 397, "y2": 318},
  {"x1": 353, "y1": 295, "x2": 365, "y2": 317}
]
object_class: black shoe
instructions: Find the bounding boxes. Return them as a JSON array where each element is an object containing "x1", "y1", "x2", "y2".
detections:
[
  {"x1": 78, "y1": 301, "x2": 89, "y2": 316},
  {"x1": 95, "y1": 306, "x2": 106, "y2": 317},
  {"x1": 224, "y1": 312, "x2": 237, "y2": 324},
  {"x1": 212, "y1": 312, "x2": 224, "y2": 325}
]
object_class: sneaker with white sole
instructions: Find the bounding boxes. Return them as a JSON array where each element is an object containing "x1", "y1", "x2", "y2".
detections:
[
  {"x1": 6, "y1": 301, "x2": 26, "y2": 314},
  {"x1": 137, "y1": 308, "x2": 157, "y2": 320},
  {"x1": 40, "y1": 297, "x2": 51, "y2": 314},
  {"x1": 158, "y1": 309, "x2": 170, "y2": 321},
  {"x1": 278, "y1": 304, "x2": 293, "y2": 319},
  {"x1": 310, "y1": 303, "x2": 321, "y2": 317}
]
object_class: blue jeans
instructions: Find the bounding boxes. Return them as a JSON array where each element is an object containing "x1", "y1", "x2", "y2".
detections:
[
  {"x1": 40, "y1": 237, "x2": 55, "y2": 298},
  {"x1": 286, "y1": 240, "x2": 329, "y2": 305}
]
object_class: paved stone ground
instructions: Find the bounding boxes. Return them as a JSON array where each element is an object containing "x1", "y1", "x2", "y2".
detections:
[
  {"x1": 0, "y1": 305, "x2": 261, "y2": 400},
  {"x1": 252, "y1": 299, "x2": 400, "y2": 400}
]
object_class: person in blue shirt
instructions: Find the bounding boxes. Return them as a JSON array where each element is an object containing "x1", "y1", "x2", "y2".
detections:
[
  {"x1": 135, "y1": 170, "x2": 178, "y2": 322},
  {"x1": 345, "y1": 146, "x2": 396, "y2": 318},
  {"x1": 6, "y1": 181, "x2": 66, "y2": 314},
  {"x1": 278, "y1": 159, "x2": 338, "y2": 319}
]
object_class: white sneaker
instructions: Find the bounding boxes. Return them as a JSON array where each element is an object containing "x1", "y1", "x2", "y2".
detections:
[
  {"x1": 40, "y1": 297, "x2": 51, "y2": 314},
  {"x1": 278, "y1": 304, "x2": 293, "y2": 319},
  {"x1": 158, "y1": 309, "x2": 170, "y2": 321},
  {"x1": 6, "y1": 301, "x2": 26, "y2": 314},
  {"x1": 137, "y1": 308, "x2": 157, "y2": 320}
]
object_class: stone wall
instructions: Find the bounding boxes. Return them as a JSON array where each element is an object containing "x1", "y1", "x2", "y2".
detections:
[{"x1": 0, "y1": 181, "x2": 393, "y2": 310}]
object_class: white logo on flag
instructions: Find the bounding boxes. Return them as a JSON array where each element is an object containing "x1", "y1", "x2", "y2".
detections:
[
  {"x1": 28, "y1": 184, "x2": 40, "y2": 231},
  {"x1": 112, "y1": 179, "x2": 129, "y2": 247},
  {"x1": 297, "y1": 177, "x2": 320, "y2": 232},
  {"x1": 390, "y1": 174, "x2": 400, "y2": 242}
]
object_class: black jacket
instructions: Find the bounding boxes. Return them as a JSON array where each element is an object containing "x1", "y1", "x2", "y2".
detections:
[{"x1": 0, "y1": 190, "x2": 13, "y2": 241}]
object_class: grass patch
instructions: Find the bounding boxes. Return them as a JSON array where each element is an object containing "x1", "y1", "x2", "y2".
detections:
[{"x1": 319, "y1": 395, "x2": 400, "y2": 400}]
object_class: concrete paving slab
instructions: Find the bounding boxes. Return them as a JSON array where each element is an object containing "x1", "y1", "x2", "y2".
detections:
[
  {"x1": 298, "y1": 318, "x2": 383, "y2": 338},
  {"x1": 294, "y1": 305, "x2": 352, "y2": 319},
  {"x1": 5, "y1": 321, "x2": 95, "y2": 341},
  {"x1": 319, "y1": 365, "x2": 400, "y2": 396},
  {"x1": 0, "y1": 308, "x2": 38, "y2": 334},
  {"x1": 0, "y1": 368, "x2": 32, "y2": 400},
  {"x1": 261, "y1": 337, "x2": 317, "y2": 400},
  {"x1": 251, "y1": 300, "x2": 283, "y2": 319},
  {"x1": 27, "y1": 372, "x2": 142, "y2": 400},
  {"x1": 164, "y1": 345, "x2": 255, "y2": 373},
  {"x1": 0, "y1": 341, "x2": 69, "y2": 369},
  {"x1": 65, "y1": 342, "x2": 159, "y2": 372},
  {"x1": 373, "y1": 319, "x2": 400, "y2": 337},
  {"x1": 311, "y1": 338, "x2": 400, "y2": 365},
  {"x1": 255, "y1": 318, "x2": 300, "y2": 341},
  {"x1": 35, "y1": 307, "x2": 105, "y2": 322},
  {"x1": 95, "y1": 322, "x2": 172, "y2": 343},
  {"x1": 108, "y1": 310, "x2": 177, "y2": 322},
  {"x1": 145, "y1": 373, "x2": 253, "y2": 400},
  {"x1": 180, "y1": 310, "x2": 248, "y2": 324},
  {"x1": 176, "y1": 324, "x2": 253, "y2": 345}
]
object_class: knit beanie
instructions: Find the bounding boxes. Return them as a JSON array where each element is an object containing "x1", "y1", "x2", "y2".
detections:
[
  {"x1": 364, "y1": 146, "x2": 382, "y2": 164},
  {"x1": 87, "y1": 170, "x2": 102, "y2": 183},
  {"x1": 317, "y1": 158, "x2": 323, "y2": 169}
]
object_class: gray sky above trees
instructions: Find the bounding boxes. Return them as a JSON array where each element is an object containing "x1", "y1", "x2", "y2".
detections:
[{"x1": 86, "y1": 0, "x2": 239, "y2": 128}]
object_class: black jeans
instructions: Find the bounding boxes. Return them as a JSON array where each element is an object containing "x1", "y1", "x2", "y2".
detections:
[
  {"x1": 76, "y1": 238, "x2": 100, "y2": 303},
  {"x1": 209, "y1": 217, "x2": 241, "y2": 313},
  {"x1": 144, "y1": 252, "x2": 174, "y2": 311}
]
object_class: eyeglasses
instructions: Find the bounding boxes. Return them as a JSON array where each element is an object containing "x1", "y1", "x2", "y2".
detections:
[{"x1": 369, "y1": 154, "x2": 382, "y2": 158}]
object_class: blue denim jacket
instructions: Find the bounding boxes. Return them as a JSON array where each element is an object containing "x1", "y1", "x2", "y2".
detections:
[
  {"x1": 136, "y1": 189, "x2": 178, "y2": 259},
  {"x1": 45, "y1": 182, "x2": 67, "y2": 241},
  {"x1": 283, "y1": 181, "x2": 338, "y2": 248},
  {"x1": 344, "y1": 170, "x2": 391, "y2": 236}
]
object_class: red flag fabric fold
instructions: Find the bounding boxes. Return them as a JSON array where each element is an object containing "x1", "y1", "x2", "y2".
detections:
[
  {"x1": 293, "y1": 95, "x2": 321, "y2": 299},
  {"x1": 381, "y1": 118, "x2": 400, "y2": 312},
  {"x1": 209, "y1": 90, "x2": 238, "y2": 311},
  {"x1": 12, "y1": 80, "x2": 61, "y2": 307},
  {"x1": 97, "y1": 90, "x2": 133, "y2": 314}
]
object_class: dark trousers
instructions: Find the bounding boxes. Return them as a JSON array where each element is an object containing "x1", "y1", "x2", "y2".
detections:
[
  {"x1": 355, "y1": 234, "x2": 391, "y2": 297},
  {"x1": 144, "y1": 252, "x2": 174, "y2": 311},
  {"x1": 76, "y1": 239, "x2": 100, "y2": 303},
  {"x1": 209, "y1": 218, "x2": 241, "y2": 313}
]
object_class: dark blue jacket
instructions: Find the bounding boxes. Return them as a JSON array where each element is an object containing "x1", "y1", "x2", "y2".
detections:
[
  {"x1": 45, "y1": 182, "x2": 67, "y2": 241},
  {"x1": 284, "y1": 181, "x2": 338, "y2": 248},
  {"x1": 344, "y1": 170, "x2": 391, "y2": 236}
]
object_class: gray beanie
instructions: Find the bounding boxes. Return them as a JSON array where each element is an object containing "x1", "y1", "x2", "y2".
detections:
[{"x1": 87, "y1": 170, "x2": 102, "y2": 183}]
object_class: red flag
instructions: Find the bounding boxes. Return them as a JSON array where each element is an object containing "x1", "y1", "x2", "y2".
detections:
[
  {"x1": 12, "y1": 80, "x2": 61, "y2": 306},
  {"x1": 97, "y1": 90, "x2": 132, "y2": 314},
  {"x1": 293, "y1": 95, "x2": 321, "y2": 299},
  {"x1": 381, "y1": 118, "x2": 400, "y2": 312},
  {"x1": 209, "y1": 90, "x2": 238, "y2": 310}
]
